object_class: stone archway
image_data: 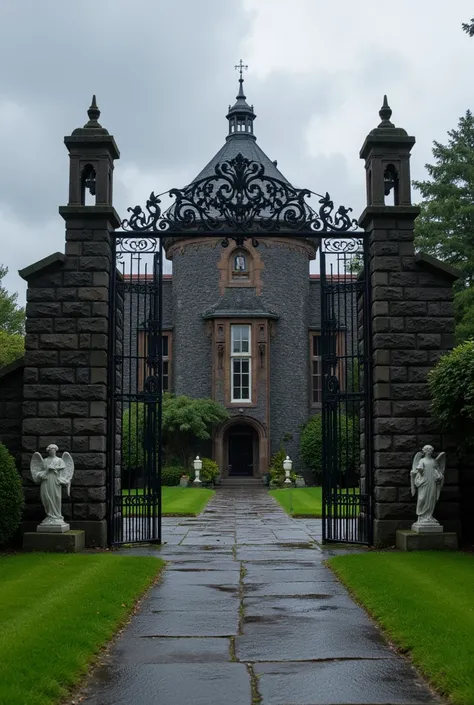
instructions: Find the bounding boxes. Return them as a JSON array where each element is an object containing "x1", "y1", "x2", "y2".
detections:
[{"x1": 214, "y1": 416, "x2": 269, "y2": 479}]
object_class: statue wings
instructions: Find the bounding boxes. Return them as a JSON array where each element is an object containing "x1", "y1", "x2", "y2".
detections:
[
  {"x1": 436, "y1": 452, "x2": 446, "y2": 500},
  {"x1": 60, "y1": 452, "x2": 75, "y2": 496},
  {"x1": 30, "y1": 452, "x2": 44, "y2": 484},
  {"x1": 410, "y1": 452, "x2": 423, "y2": 497}
]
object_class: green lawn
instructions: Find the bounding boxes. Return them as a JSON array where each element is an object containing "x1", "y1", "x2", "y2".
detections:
[
  {"x1": 122, "y1": 486, "x2": 215, "y2": 516},
  {"x1": 329, "y1": 552, "x2": 474, "y2": 705},
  {"x1": 270, "y1": 487, "x2": 323, "y2": 517},
  {"x1": 270, "y1": 487, "x2": 361, "y2": 518},
  {"x1": 162, "y1": 486, "x2": 215, "y2": 515},
  {"x1": 0, "y1": 553, "x2": 163, "y2": 705}
]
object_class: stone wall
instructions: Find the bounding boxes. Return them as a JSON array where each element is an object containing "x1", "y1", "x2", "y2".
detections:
[
  {"x1": 260, "y1": 241, "x2": 313, "y2": 468},
  {"x1": 20, "y1": 214, "x2": 116, "y2": 548},
  {"x1": 0, "y1": 358, "x2": 24, "y2": 466},
  {"x1": 362, "y1": 209, "x2": 461, "y2": 546}
]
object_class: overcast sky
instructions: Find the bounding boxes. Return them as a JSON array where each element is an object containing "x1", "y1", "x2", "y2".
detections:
[{"x1": 0, "y1": 0, "x2": 472, "y2": 302}]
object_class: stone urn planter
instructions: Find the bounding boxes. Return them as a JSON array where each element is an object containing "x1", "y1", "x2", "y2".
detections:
[
  {"x1": 179, "y1": 477, "x2": 189, "y2": 488},
  {"x1": 295, "y1": 476, "x2": 306, "y2": 488}
]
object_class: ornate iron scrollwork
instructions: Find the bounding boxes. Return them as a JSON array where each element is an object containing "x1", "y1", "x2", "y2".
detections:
[
  {"x1": 115, "y1": 236, "x2": 159, "y2": 261},
  {"x1": 121, "y1": 153, "x2": 359, "y2": 236},
  {"x1": 322, "y1": 237, "x2": 363, "y2": 254}
]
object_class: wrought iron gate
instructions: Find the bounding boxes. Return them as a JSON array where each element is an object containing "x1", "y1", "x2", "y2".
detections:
[
  {"x1": 106, "y1": 152, "x2": 374, "y2": 546},
  {"x1": 320, "y1": 236, "x2": 373, "y2": 544},
  {"x1": 108, "y1": 236, "x2": 164, "y2": 545}
]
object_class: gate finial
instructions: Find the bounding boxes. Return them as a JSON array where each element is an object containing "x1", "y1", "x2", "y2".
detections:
[{"x1": 87, "y1": 94, "x2": 101, "y2": 123}]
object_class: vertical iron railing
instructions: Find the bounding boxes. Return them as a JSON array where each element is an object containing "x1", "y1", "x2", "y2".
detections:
[
  {"x1": 321, "y1": 236, "x2": 373, "y2": 545},
  {"x1": 107, "y1": 236, "x2": 163, "y2": 545}
]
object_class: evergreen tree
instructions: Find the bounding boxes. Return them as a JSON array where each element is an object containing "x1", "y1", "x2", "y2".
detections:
[
  {"x1": 413, "y1": 111, "x2": 474, "y2": 341},
  {"x1": 462, "y1": 17, "x2": 474, "y2": 36},
  {"x1": 0, "y1": 265, "x2": 25, "y2": 367},
  {"x1": 0, "y1": 265, "x2": 24, "y2": 335}
]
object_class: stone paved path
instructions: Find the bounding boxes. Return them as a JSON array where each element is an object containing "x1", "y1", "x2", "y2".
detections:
[{"x1": 80, "y1": 488, "x2": 441, "y2": 705}]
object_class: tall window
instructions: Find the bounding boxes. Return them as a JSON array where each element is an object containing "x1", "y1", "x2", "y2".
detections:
[
  {"x1": 311, "y1": 333, "x2": 322, "y2": 404},
  {"x1": 162, "y1": 335, "x2": 170, "y2": 392},
  {"x1": 138, "y1": 331, "x2": 171, "y2": 393},
  {"x1": 231, "y1": 325, "x2": 251, "y2": 402}
]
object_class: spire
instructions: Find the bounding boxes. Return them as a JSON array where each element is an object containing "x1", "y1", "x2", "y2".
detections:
[
  {"x1": 226, "y1": 61, "x2": 256, "y2": 141},
  {"x1": 87, "y1": 94, "x2": 101, "y2": 123},
  {"x1": 378, "y1": 95, "x2": 394, "y2": 128},
  {"x1": 71, "y1": 94, "x2": 109, "y2": 136}
]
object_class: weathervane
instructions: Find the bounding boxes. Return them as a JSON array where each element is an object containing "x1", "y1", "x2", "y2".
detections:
[{"x1": 234, "y1": 59, "x2": 248, "y2": 80}]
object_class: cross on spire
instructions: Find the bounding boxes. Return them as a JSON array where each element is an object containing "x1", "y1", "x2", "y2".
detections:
[{"x1": 234, "y1": 59, "x2": 248, "y2": 81}]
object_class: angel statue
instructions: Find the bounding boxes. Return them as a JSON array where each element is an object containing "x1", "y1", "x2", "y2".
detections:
[
  {"x1": 30, "y1": 444, "x2": 74, "y2": 532},
  {"x1": 410, "y1": 445, "x2": 446, "y2": 533}
]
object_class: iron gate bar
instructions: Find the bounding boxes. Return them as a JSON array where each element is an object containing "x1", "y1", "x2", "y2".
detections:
[{"x1": 320, "y1": 235, "x2": 373, "y2": 545}]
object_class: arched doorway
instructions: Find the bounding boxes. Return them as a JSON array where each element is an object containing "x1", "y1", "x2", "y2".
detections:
[
  {"x1": 226, "y1": 424, "x2": 257, "y2": 476},
  {"x1": 214, "y1": 416, "x2": 268, "y2": 478}
]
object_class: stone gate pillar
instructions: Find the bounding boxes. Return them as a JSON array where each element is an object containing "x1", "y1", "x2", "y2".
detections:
[
  {"x1": 20, "y1": 97, "x2": 120, "y2": 547},
  {"x1": 359, "y1": 97, "x2": 461, "y2": 547}
]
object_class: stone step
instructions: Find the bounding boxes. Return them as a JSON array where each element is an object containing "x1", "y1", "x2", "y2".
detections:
[{"x1": 219, "y1": 477, "x2": 264, "y2": 488}]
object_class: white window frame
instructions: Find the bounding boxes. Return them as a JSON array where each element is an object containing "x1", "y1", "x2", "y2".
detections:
[
  {"x1": 311, "y1": 333, "x2": 322, "y2": 405},
  {"x1": 231, "y1": 324, "x2": 252, "y2": 402}
]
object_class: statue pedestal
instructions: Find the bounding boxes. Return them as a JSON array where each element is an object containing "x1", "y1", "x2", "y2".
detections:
[
  {"x1": 396, "y1": 530, "x2": 458, "y2": 552},
  {"x1": 23, "y1": 530, "x2": 85, "y2": 553},
  {"x1": 411, "y1": 520, "x2": 442, "y2": 533},
  {"x1": 37, "y1": 522, "x2": 70, "y2": 533}
]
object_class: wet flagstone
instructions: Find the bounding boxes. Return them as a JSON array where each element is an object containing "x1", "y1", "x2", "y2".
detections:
[{"x1": 80, "y1": 487, "x2": 440, "y2": 705}]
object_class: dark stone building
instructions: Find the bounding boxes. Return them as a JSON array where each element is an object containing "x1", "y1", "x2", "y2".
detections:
[{"x1": 123, "y1": 75, "x2": 344, "y2": 478}]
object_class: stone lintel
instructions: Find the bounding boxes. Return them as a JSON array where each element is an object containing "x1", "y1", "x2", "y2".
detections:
[
  {"x1": 64, "y1": 133, "x2": 120, "y2": 160},
  {"x1": 396, "y1": 529, "x2": 458, "y2": 551},
  {"x1": 415, "y1": 252, "x2": 461, "y2": 281},
  {"x1": 58, "y1": 205, "x2": 122, "y2": 229},
  {"x1": 23, "y1": 529, "x2": 85, "y2": 553},
  {"x1": 358, "y1": 206, "x2": 420, "y2": 231},
  {"x1": 202, "y1": 310, "x2": 279, "y2": 320},
  {"x1": 19, "y1": 252, "x2": 66, "y2": 282},
  {"x1": 359, "y1": 132, "x2": 416, "y2": 160}
]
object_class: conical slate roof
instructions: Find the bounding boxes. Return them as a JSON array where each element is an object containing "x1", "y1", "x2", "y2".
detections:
[{"x1": 189, "y1": 72, "x2": 290, "y2": 186}]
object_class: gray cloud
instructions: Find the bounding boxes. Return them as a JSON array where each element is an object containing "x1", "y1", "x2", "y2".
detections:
[{"x1": 0, "y1": 0, "x2": 473, "y2": 300}]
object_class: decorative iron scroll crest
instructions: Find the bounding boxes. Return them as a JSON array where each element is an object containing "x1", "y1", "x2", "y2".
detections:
[
  {"x1": 121, "y1": 153, "x2": 358, "y2": 239},
  {"x1": 322, "y1": 237, "x2": 363, "y2": 254}
]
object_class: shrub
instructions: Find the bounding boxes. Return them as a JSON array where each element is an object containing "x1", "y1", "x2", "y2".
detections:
[
  {"x1": 428, "y1": 340, "x2": 474, "y2": 449},
  {"x1": 0, "y1": 443, "x2": 24, "y2": 545},
  {"x1": 161, "y1": 466, "x2": 186, "y2": 486},
  {"x1": 200, "y1": 457, "x2": 219, "y2": 483},
  {"x1": 300, "y1": 413, "x2": 358, "y2": 484},
  {"x1": 268, "y1": 448, "x2": 287, "y2": 486},
  {"x1": 122, "y1": 395, "x2": 229, "y2": 473}
]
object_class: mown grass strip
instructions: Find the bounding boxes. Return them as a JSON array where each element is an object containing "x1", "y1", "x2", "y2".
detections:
[
  {"x1": 0, "y1": 553, "x2": 163, "y2": 705},
  {"x1": 329, "y1": 551, "x2": 474, "y2": 705}
]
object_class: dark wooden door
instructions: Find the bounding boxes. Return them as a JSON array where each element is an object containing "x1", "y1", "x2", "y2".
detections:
[{"x1": 228, "y1": 432, "x2": 253, "y2": 476}]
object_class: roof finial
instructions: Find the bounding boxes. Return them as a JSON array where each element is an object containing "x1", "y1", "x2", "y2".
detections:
[
  {"x1": 234, "y1": 59, "x2": 248, "y2": 81},
  {"x1": 234, "y1": 59, "x2": 248, "y2": 98},
  {"x1": 87, "y1": 95, "x2": 101, "y2": 123},
  {"x1": 378, "y1": 95, "x2": 394, "y2": 128}
]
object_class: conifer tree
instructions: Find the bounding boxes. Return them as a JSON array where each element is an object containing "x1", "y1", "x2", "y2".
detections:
[{"x1": 414, "y1": 111, "x2": 474, "y2": 341}]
